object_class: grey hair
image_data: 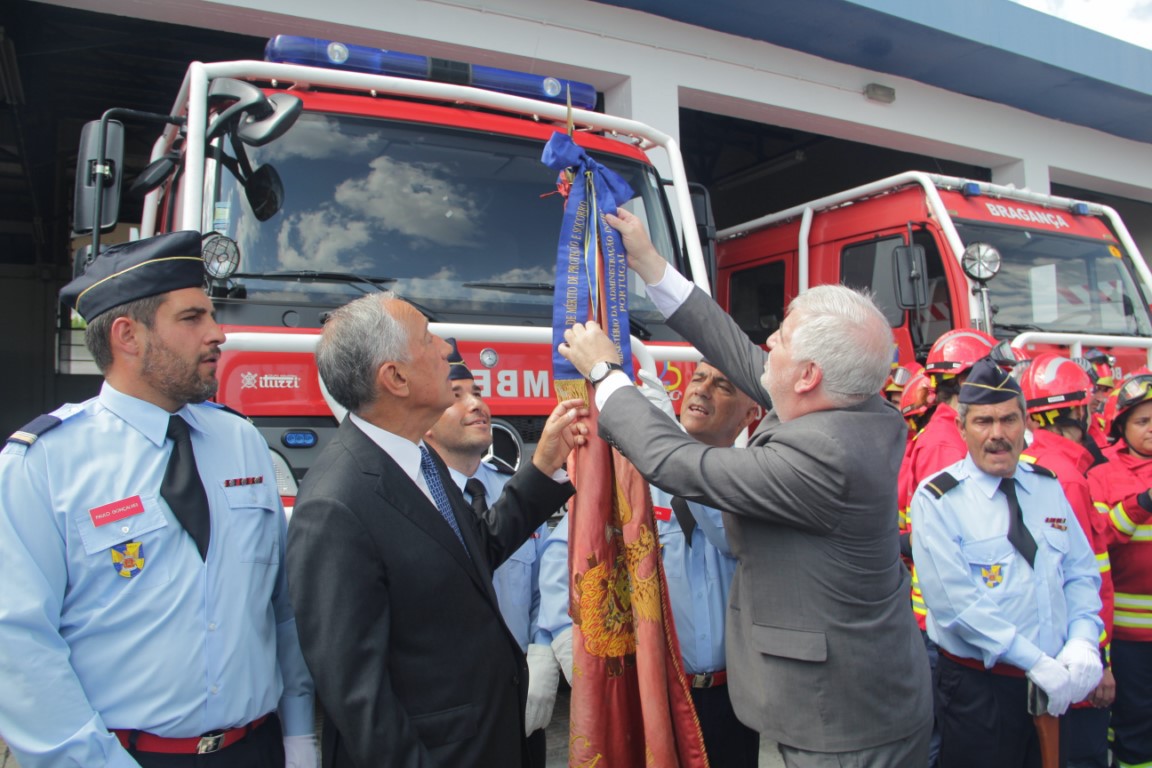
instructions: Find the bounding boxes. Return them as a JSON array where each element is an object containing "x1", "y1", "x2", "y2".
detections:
[
  {"x1": 957, "y1": 395, "x2": 1027, "y2": 425},
  {"x1": 316, "y1": 293, "x2": 409, "y2": 413},
  {"x1": 787, "y1": 284, "x2": 893, "y2": 407},
  {"x1": 84, "y1": 293, "x2": 167, "y2": 373}
]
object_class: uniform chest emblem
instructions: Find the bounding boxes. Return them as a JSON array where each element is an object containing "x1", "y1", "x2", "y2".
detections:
[
  {"x1": 980, "y1": 564, "x2": 1003, "y2": 589},
  {"x1": 1045, "y1": 517, "x2": 1068, "y2": 531},
  {"x1": 111, "y1": 541, "x2": 145, "y2": 578}
]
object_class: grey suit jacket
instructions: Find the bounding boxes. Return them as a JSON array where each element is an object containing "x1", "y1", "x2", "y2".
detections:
[
  {"x1": 598, "y1": 288, "x2": 931, "y2": 752},
  {"x1": 286, "y1": 418, "x2": 573, "y2": 768}
]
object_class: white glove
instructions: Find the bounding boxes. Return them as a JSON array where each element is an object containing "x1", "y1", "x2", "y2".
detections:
[
  {"x1": 525, "y1": 643, "x2": 561, "y2": 735},
  {"x1": 637, "y1": 369, "x2": 677, "y2": 421},
  {"x1": 551, "y1": 625, "x2": 574, "y2": 685},
  {"x1": 1027, "y1": 654, "x2": 1073, "y2": 716},
  {"x1": 283, "y1": 734, "x2": 319, "y2": 768},
  {"x1": 1056, "y1": 637, "x2": 1104, "y2": 704}
]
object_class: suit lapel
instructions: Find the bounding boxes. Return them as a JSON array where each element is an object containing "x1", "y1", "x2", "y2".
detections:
[{"x1": 338, "y1": 421, "x2": 496, "y2": 598}]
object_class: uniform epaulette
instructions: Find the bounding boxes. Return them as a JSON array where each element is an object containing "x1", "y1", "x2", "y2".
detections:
[
  {"x1": 484, "y1": 456, "x2": 516, "y2": 475},
  {"x1": 1025, "y1": 462, "x2": 1056, "y2": 479},
  {"x1": 924, "y1": 471, "x2": 960, "y2": 499},
  {"x1": 202, "y1": 400, "x2": 253, "y2": 424},
  {"x1": 5, "y1": 403, "x2": 85, "y2": 448},
  {"x1": 6, "y1": 414, "x2": 63, "y2": 447}
]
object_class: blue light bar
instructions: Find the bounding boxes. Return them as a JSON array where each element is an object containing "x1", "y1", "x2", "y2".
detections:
[
  {"x1": 281, "y1": 430, "x2": 318, "y2": 449},
  {"x1": 961, "y1": 182, "x2": 982, "y2": 197},
  {"x1": 265, "y1": 35, "x2": 597, "y2": 109},
  {"x1": 1070, "y1": 202, "x2": 1090, "y2": 216}
]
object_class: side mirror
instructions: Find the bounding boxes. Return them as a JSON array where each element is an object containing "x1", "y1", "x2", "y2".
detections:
[
  {"x1": 688, "y1": 182, "x2": 718, "y2": 286},
  {"x1": 73, "y1": 120, "x2": 124, "y2": 235},
  {"x1": 245, "y1": 164, "x2": 284, "y2": 221},
  {"x1": 893, "y1": 244, "x2": 928, "y2": 310},
  {"x1": 237, "y1": 93, "x2": 303, "y2": 147},
  {"x1": 206, "y1": 78, "x2": 268, "y2": 142},
  {"x1": 128, "y1": 153, "x2": 178, "y2": 199}
]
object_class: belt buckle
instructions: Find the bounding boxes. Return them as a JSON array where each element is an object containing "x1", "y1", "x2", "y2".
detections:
[
  {"x1": 196, "y1": 731, "x2": 226, "y2": 754},
  {"x1": 692, "y1": 672, "x2": 713, "y2": 688}
]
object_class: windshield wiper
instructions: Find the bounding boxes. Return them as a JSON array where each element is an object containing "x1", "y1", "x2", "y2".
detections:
[
  {"x1": 462, "y1": 281, "x2": 554, "y2": 294},
  {"x1": 234, "y1": 271, "x2": 397, "y2": 294},
  {"x1": 994, "y1": 322, "x2": 1045, "y2": 335}
]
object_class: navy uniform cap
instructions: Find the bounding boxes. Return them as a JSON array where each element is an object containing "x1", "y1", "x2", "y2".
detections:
[
  {"x1": 445, "y1": 338, "x2": 474, "y2": 381},
  {"x1": 61, "y1": 231, "x2": 206, "y2": 322},
  {"x1": 959, "y1": 356, "x2": 1023, "y2": 405}
]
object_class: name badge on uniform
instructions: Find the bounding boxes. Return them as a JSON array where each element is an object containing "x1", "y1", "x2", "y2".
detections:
[
  {"x1": 653, "y1": 505, "x2": 672, "y2": 522},
  {"x1": 90, "y1": 496, "x2": 145, "y2": 527},
  {"x1": 980, "y1": 564, "x2": 1003, "y2": 589},
  {"x1": 223, "y1": 476, "x2": 264, "y2": 487},
  {"x1": 111, "y1": 541, "x2": 145, "y2": 578}
]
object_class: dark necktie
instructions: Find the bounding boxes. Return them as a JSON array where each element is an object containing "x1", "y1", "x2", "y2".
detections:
[
  {"x1": 419, "y1": 445, "x2": 469, "y2": 554},
  {"x1": 161, "y1": 415, "x2": 211, "y2": 560},
  {"x1": 464, "y1": 477, "x2": 488, "y2": 517},
  {"x1": 670, "y1": 496, "x2": 696, "y2": 546},
  {"x1": 1000, "y1": 478, "x2": 1037, "y2": 568}
]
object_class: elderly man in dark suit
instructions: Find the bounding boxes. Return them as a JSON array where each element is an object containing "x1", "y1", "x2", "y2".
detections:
[
  {"x1": 560, "y1": 209, "x2": 933, "y2": 767},
  {"x1": 286, "y1": 293, "x2": 586, "y2": 768}
]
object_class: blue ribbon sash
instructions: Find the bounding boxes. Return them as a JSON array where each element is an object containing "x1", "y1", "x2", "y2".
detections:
[{"x1": 542, "y1": 133, "x2": 636, "y2": 381}]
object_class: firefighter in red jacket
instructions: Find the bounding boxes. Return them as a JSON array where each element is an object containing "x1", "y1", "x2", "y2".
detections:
[
  {"x1": 1086, "y1": 371, "x2": 1152, "y2": 768},
  {"x1": 1020, "y1": 354, "x2": 1115, "y2": 768},
  {"x1": 899, "y1": 329, "x2": 996, "y2": 628}
]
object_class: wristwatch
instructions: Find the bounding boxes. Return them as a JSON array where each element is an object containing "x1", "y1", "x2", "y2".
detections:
[{"x1": 588, "y1": 360, "x2": 625, "y2": 385}]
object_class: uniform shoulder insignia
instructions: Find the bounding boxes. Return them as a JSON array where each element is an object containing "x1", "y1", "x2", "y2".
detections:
[
  {"x1": 6, "y1": 414, "x2": 63, "y2": 447},
  {"x1": 1026, "y1": 462, "x2": 1056, "y2": 479},
  {"x1": 924, "y1": 471, "x2": 960, "y2": 499},
  {"x1": 484, "y1": 456, "x2": 516, "y2": 475},
  {"x1": 5, "y1": 402, "x2": 85, "y2": 448},
  {"x1": 202, "y1": 400, "x2": 253, "y2": 423}
]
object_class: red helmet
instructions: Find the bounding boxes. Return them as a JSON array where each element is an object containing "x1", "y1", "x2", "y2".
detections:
[
  {"x1": 899, "y1": 369, "x2": 936, "y2": 421},
  {"x1": 1111, "y1": 368, "x2": 1152, "y2": 439},
  {"x1": 925, "y1": 329, "x2": 997, "y2": 378},
  {"x1": 1019, "y1": 354, "x2": 1091, "y2": 420}
]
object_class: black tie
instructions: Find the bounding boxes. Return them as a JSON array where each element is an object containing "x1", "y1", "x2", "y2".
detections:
[
  {"x1": 464, "y1": 478, "x2": 488, "y2": 517},
  {"x1": 162, "y1": 415, "x2": 211, "y2": 560},
  {"x1": 1000, "y1": 478, "x2": 1037, "y2": 569},
  {"x1": 670, "y1": 496, "x2": 696, "y2": 546}
]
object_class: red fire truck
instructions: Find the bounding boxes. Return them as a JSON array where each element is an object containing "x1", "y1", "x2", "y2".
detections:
[
  {"x1": 715, "y1": 171, "x2": 1152, "y2": 375},
  {"x1": 71, "y1": 35, "x2": 708, "y2": 509}
]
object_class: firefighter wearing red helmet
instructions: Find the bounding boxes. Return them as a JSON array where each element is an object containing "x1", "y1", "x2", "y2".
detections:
[
  {"x1": 1020, "y1": 354, "x2": 1115, "y2": 767},
  {"x1": 1086, "y1": 368, "x2": 1152, "y2": 768},
  {"x1": 885, "y1": 362, "x2": 923, "y2": 408},
  {"x1": 899, "y1": 369, "x2": 935, "y2": 435},
  {"x1": 900, "y1": 330, "x2": 997, "y2": 629}
]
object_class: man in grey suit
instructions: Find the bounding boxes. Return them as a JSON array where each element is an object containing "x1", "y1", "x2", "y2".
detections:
[{"x1": 559, "y1": 209, "x2": 932, "y2": 767}]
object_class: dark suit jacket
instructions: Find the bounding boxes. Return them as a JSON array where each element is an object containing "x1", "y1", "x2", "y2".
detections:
[
  {"x1": 598, "y1": 288, "x2": 932, "y2": 752},
  {"x1": 286, "y1": 418, "x2": 573, "y2": 767}
]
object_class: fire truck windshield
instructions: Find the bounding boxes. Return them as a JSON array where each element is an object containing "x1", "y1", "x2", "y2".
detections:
[
  {"x1": 207, "y1": 111, "x2": 681, "y2": 339},
  {"x1": 953, "y1": 221, "x2": 1152, "y2": 337}
]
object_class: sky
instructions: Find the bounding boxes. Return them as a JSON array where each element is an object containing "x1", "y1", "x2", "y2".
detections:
[{"x1": 1012, "y1": 0, "x2": 1152, "y2": 49}]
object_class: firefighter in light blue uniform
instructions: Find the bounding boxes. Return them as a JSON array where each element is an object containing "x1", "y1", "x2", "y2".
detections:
[
  {"x1": 0, "y1": 232, "x2": 315, "y2": 768},
  {"x1": 911, "y1": 358, "x2": 1102, "y2": 767}
]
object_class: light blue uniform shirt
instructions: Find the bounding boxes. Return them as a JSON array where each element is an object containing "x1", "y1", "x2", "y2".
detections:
[
  {"x1": 538, "y1": 487, "x2": 736, "y2": 674},
  {"x1": 449, "y1": 461, "x2": 550, "y2": 652},
  {"x1": 911, "y1": 456, "x2": 1103, "y2": 672},
  {"x1": 0, "y1": 383, "x2": 313, "y2": 768}
]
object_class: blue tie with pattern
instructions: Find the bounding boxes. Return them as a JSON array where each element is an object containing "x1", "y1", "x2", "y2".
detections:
[{"x1": 419, "y1": 445, "x2": 469, "y2": 555}]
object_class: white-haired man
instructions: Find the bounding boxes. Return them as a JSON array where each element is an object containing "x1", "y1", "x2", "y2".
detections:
[{"x1": 559, "y1": 208, "x2": 932, "y2": 767}]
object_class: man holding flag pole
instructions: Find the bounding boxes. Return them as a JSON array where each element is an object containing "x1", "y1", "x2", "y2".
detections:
[{"x1": 554, "y1": 204, "x2": 933, "y2": 766}]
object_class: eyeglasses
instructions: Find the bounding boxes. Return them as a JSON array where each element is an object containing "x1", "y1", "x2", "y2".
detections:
[{"x1": 1117, "y1": 374, "x2": 1152, "y2": 413}]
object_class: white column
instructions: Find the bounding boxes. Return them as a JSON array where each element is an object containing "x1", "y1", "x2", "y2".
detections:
[{"x1": 991, "y1": 157, "x2": 1050, "y2": 193}]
